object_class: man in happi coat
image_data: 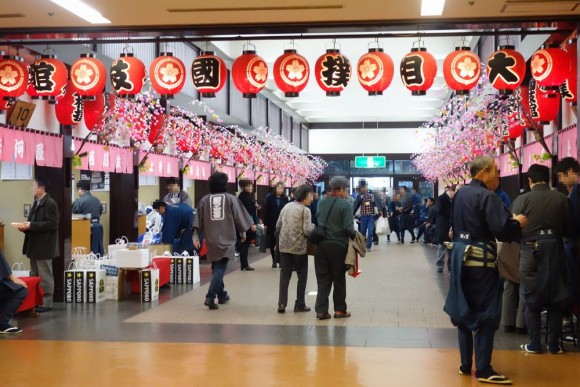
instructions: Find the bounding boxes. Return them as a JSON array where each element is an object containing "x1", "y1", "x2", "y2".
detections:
[
  {"x1": 444, "y1": 156, "x2": 527, "y2": 385},
  {"x1": 193, "y1": 172, "x2": 253, "y2": 310}
]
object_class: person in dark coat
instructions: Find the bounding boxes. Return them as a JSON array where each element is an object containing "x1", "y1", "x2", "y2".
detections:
[
  {"x1": 264, "y1": 183, "x2": 289, "y2": 268},
  {"x1": 309, "y1": 191, "x2": 320, "y2": 226},
  {"x1": 238, "y1": 180, "x2": 258, "y2": 271},
  {"x1": 0, "y1": 249, "x2": 28, "y2": 333},
  {"x1": 386, "y1": 195, "x2": 401, "y2": 243},
  {"x1": 435, "y1": 185, "x2": 455, "y2": 272},
  {"x1": 555, "y1": 157, "x2": 580, "y2": 304},
  {"x1": 18, "y1": 178, "x2": 59, "y2": 313},
  {"x1": 397, "y1": 187, "x2": 416, "y2": 244},
  {"x1": 416, "y1": 197, "x2": 435, "y2": 243},
  {"x1": 152, "y1": 200, "x2": 195, "y2": 255},
  {"x1": 512, "y1": 164, "x2": 572, "y2": 354},
  {"x1": 72, "y1": 180, "x2": 104, "y2": 255},
  {"x1": 444, "y1": 156, "x2": 526, "y2": 385}
]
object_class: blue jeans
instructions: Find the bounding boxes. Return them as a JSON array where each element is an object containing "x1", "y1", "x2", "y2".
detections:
[
  {"x1": 206, "y1": 258, "x2": 229, "y2": 301},
  {"x1": 457, "y1": 322, "x2": 496, "y2": 375},
  {"x1": 360, "y1": 215, "x2": 375, "y2": 249}
]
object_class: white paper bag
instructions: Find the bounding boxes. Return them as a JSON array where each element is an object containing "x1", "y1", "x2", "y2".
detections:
[
  {"x1": 185, "y1": 254, "x2": 200, "y2": 284},
  {"x1": 11, "y1": 262, "x2": 30, "y2": 277},
  {"x1": 86, "y1": 267, "x2": 106, "y2": 303},
  {"x1": 375, "y1": 217, "x2": 388, "y2": 235},
  {"x1": 141, "y1": 264, "x2": 160, "y2": 302},
  {"x1": 108, "y1": 236, "x2": 129, "y2": 258}
]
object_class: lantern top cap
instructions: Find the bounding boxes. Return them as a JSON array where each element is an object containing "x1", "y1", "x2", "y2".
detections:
[
  {"x1": 326, "y1": 49, "x2": 340, "y2": 54},
  {"x1": 40, "y1": 54, "x2": 58, "y2": 59},
  {"x1": 368, "y1": 48, "x2": 384, "y2": 53},
  {"x1": 242, "y1": 50, "x2": 256, "y2": 55},
  {"x1": 498, "y1": 45, "x2": 515, "y2": 50},
  {"x1": 283, "y1": 49, "x2": 297, "y2": 54},
  {"x1": 410, "y1": 47, "x2": 427, "y2": 52},
  {"x1": 2, "y1": 54, "x2": 24, "y2": 61},
  {"x1": 201, "y1": 50, "x2": 215, "y2": 55},
  {"x1": 453, "y1": 46, "x2": 471, "y2": 51},
  {"x1": 159, "y1": 52, "x2": 174, "y2": 57},
  {"x1": 120, "y1": 52, "x2": 134, "y2": 58},
  {"x1": 80, "y1": 53, "x2": 96, "y2": 58}
]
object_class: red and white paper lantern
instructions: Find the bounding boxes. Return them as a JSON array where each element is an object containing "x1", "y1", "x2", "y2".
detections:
[
  {"x1": 529, "y1": 80, "x2": 559, "y2": 126},
  {"x1": 70, "y1": 53, "x2": 107, "y2": 100},
  {"x1": 84, "y1": 92, "x2": 108, "y2": 131},
  {"x1": 400, "y1": 46, "x2": 437, "y2": 96},
  {"x1": 486, "y1": 46, "x2": 526, "y2": 95},
  {"x1": 232, "y1": 50, "x2": 268, "y2": 98},
  {"x1": 561, "y1": 39, "x2": 577, "y2": 106},
  {"x1": 0, "y1": 54, "x2": 29, "y2": 101},
  {"x1": 357, "y1": 48, "x2": 394, "y2": 96},
  {"x1": 149, "y1": 53, "x2": 186, "y2": 99},
  {"x1": 110, "y1": 53, "x2": 146, "y2": 97},
  {"x1": 315, "y1": 49, "x2": 351, "y2": 96},
  {"x1": 273, "y1": 49, "x2": 310, "y2": 97},
  {"x1": 55, "y1": 80, "x2": 83, "y2": 126},
  {"x1": 531, "y1": 45, "x2": 571, "y2": 90},
  {"x1": 443, "y1": 47, "x2": 481, "y2": 95},
  {"x1": 191, "y1": 51, "x2": 227, "y2": 98},
  {"x1": 29, "y1": 55, "x2": 68, "y2": 103}
]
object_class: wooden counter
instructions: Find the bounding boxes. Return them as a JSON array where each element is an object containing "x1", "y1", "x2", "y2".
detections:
[{"x1": 72, "y1": 218, "x2": 91, "y2": 251}]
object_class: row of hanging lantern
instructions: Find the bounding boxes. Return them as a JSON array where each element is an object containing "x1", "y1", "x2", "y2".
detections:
[{"x1": 0, "y1": 38, "x2": 576, "y2": 106}]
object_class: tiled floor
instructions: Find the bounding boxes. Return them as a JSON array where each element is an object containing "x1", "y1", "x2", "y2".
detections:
[{"x1": 2, "y1": 238, "x2": 578, "y2": 385}]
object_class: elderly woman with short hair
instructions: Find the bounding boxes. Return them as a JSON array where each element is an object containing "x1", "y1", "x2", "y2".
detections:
[{"x1": 275, "y1": 184, "x2": 314, "y2": 313}]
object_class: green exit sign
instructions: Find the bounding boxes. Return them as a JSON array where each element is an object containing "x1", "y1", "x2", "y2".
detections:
[{"x1": 354, "y1": 156, "x2": 386, "y2": 168}]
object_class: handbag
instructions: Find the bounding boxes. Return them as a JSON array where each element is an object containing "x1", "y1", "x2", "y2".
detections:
[{"x1": 308, "y1": 198, "x2": 337, "y2": 245}]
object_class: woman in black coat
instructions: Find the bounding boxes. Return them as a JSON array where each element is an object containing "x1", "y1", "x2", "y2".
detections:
[
  {"x1": 263, "y1": 183, "x2": 289, "y2": 268},
  {"x1": 238, "y1": 180, "x2": 258, "y2": 271},
  {"x1": 435, "y1": 186, "x2": 455, "y2": 272}
]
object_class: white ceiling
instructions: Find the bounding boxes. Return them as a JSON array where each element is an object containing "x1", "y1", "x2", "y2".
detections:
[{"x1": 0, "y1": 0, "x2": 572, "y2": 125}]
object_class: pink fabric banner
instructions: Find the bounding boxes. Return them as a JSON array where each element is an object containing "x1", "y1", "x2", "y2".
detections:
[
  {"x1": 256, "y1": 172, "x2": 268, "y2": 186},
  {"x1": 51, "y1": 136, "x2": 63, "y2": 168},
  {"x1": 2, "y1": 129, "x2": 14, "y2": 162},
  {"x1": 0, "y1": 127, "x2": 4, "y2": 161},
  {"x1": 164, "y1": 156, "x2": 179, "y2": 177},
  {"x1": 522, "y1": 141, "x2": 552, "y2": 173},
  {"x1": 215, "y1": 164, "x2": 236, "y2": 182},
  {"x1": 122, "y1": 148, "x2": 134, "y2": 174},
  {"x1": 34, "y1": 133, "x2": 46, "y2": 166},
  {"x1": 558, "y1": 126, "x2": 578, "y2": 159},
  {"x1": 499, "y1": 151, "x2": 519, "y2": 177},
  {"x1": 74, "y1": 140, "x2": 89, "y2": 170},
  {"x1": 237, "y1": 169, "x2": 255, "y2": 181},
  {"x1": 101, "y1": 148, "x2": 113, "y2": 173},
  {"x1": 185, "y1": 160, "x2": 211, "y2": 181}
]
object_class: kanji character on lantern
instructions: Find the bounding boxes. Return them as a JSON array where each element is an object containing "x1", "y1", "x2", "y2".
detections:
[
  {"x1": 192, "y1": 52, "x2": 227, "y2": 98},
  {"x1": 486, "y1": 46, "x2": 526, "y2": 94},
  {"x1": 315, "y1": 49, "x2": 351, "y2": 96},
  {"x1": 110, "y1": 52, "x2": 145, "y2": 97},
  {"x1": 400, "y1": 46, "x2": 437, "y2": 95},
  {"x1": 30, "y1": 54, "x2": 68, "y2": 103}
]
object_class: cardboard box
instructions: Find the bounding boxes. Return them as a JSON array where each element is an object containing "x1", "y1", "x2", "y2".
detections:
[{"x1": 149, "y1": 244, "x2": 173, "y2": 255}]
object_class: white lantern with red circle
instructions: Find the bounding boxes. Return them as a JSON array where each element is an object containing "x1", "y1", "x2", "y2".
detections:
[
  {"x1": 400, "y1": 43, "x2": 437, "y2": 96},
  {"x1": 191, "y1": 51, "x2": 228, "y2": 98},
  {"x1": 273, "y1": 49, "x2": 310, "y2": 97},
  {"x1": 70, "y1": 53, "x2": 107, "y2": 101},
  {"x1": 357, "y1": 47, "x2": 394, "y2": 96},
  {"x1": 149, "y1": 53, "x2": 186, "y2": 99},
  {"x1": 315, "y1": 49, "x2": 351, "y2": 96},
  {"x1": 0, "y1": 54, "x2": 29, "y2": 101},
  {"x1": 232, "y1": 49, "x2": 268, "y2": 98},
  {"x1": 443, "y1": 47, "x2": 481, "y2": 95}
]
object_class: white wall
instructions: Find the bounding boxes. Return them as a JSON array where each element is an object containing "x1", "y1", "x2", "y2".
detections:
[{"x1": 308, "y1": 128, "x2": 434, "y2": 154}]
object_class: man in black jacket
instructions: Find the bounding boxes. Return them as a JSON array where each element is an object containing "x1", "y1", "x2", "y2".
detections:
[
  {"x1": 0, "y1": 250, "x2": 28, "y2": 333},
  {"x1": 238, "y1": 180, "x2": 258, "y2": 271},
  {"x1": 18, "y1": 178, "x2": 59, "y2": 313},
  {"x1": 264, "y1": 183, "x2": 289, "y2": 268}
]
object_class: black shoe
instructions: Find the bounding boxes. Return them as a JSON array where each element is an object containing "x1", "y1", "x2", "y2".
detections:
[
  {"x1": 410, "y1": 239, "x2": 416, "y2": 244},
  {"x1": 520, "y1": 344, "x2": 542, "y2": 354},
  {"x1": 218, "y1": 295, "x2": 230, "y2": 304},
  {"x1": 278, "y1": 305, "x2": 286, "y2": 313},
  {"x1": 272, "y1": 263, "x2": 278, "y2": 268},
  {"x1": 34, "y1": 306, "x2": 53, "y2": 313},
  {"x1": 204, "y1": 298, "x2": 219, "y2": 310},
  {"x1": 437, "y1": 267, "x2": 443, "y2": 273},
  {"x1": 547, "y1": 345, "x2": 564, "y2": 354},
  {"x1": 241, "y1": 266, "x2": 255, "y2": 271},
  {"x1": 397, "y1": 241, "x2": 404, "y2": 245},
  {"x1": 373, "y1": 242, "x2": 379, "y2": 246},
  {"x1": 458, "y1": 364, "x2": 471, "y2": 376},
  {"x1": 294, "y1": 305, "x2": 311, "y2": 313},
  {"x1": 386, "y1": 239, "x2": 391, "y2": 243},
  {"x1": 504, "y1": 325, "x2": 516, "y2": 333}
]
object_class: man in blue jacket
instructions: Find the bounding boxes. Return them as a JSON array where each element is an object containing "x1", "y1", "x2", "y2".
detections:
[{"x1": 153, "y1": 200, "x2": 195, "y2": 255}]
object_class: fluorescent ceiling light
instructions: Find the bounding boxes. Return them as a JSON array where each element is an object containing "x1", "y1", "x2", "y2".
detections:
[
  {"x1": 51, "y1": 0, "x2": 111, "y2": 24},
  {"x1": 421, "y1": 0, "x2": 445, "y2": 16}
]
